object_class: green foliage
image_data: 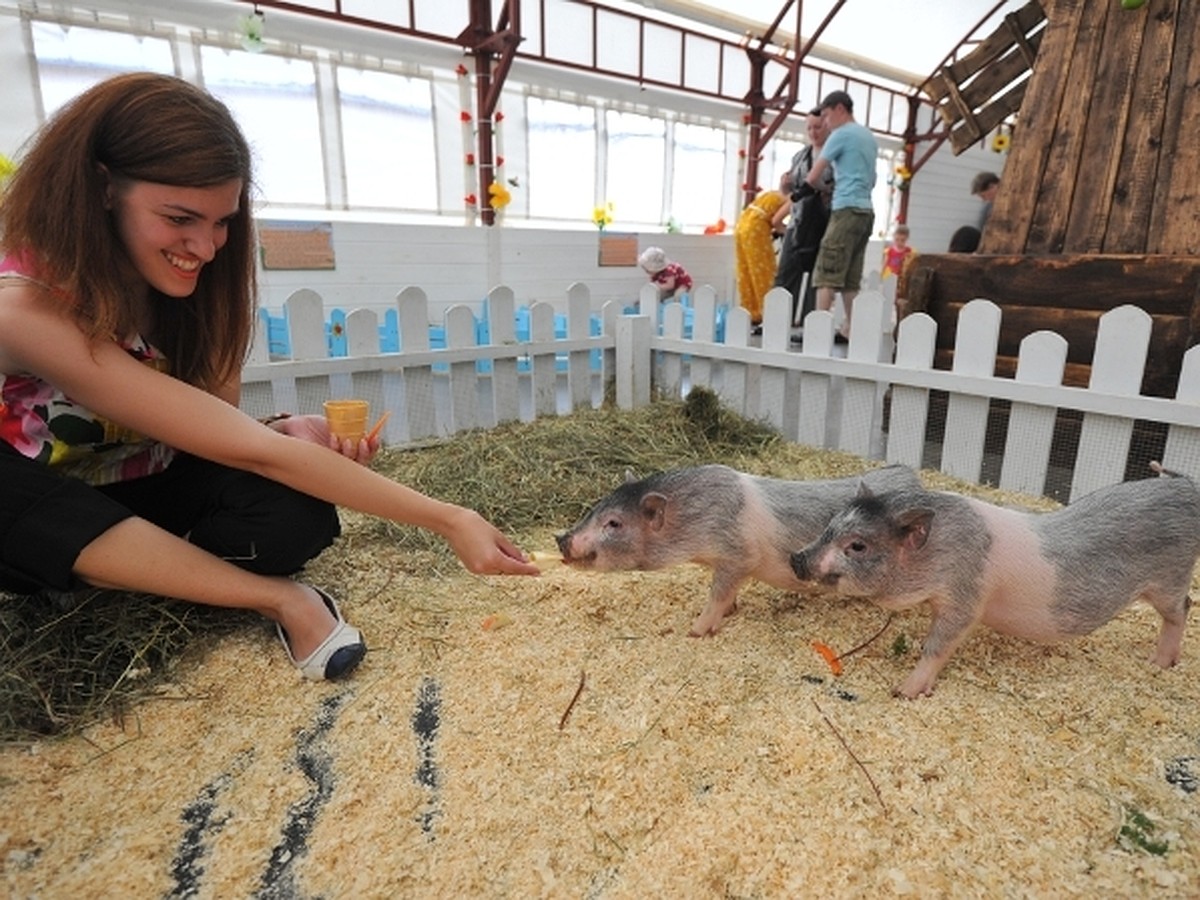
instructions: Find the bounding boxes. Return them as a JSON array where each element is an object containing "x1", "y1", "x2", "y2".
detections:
[{"x1": 1118, "y1": 806, "x2": 1169, "y2": 856}]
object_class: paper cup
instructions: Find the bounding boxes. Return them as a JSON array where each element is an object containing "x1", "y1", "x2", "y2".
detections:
[{"x1": 324, "y1": 399, "x2": 369, "y2": 443}]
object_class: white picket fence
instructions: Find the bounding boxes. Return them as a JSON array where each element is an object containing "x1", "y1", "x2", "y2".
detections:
[{"x1": 242, "y1": 280, "x2": 1200, "y2": 502}]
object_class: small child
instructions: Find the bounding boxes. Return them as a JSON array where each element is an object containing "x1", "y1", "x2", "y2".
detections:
[
  {"x1": 638, "y1": 246, "x2": 693, "y2": 301},
  {"x1": 882, "y1": 224, "x2": 914, "y2": 279},
  {"x1": 883, "y1": 224, "x2": 918, "y2": 325}
]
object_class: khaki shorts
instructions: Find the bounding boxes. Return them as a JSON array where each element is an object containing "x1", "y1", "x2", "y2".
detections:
[{"x1": 813, "y1": 208, "x2": 875, "y2": 291}]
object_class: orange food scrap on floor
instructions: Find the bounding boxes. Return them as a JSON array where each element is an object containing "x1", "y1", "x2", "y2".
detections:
[
  {"x1": 812, "y1": 641, "x2": 843, "y2": 676},
  {"x1": 481, "y1": 613, "x2": 514, "y2": 631}
]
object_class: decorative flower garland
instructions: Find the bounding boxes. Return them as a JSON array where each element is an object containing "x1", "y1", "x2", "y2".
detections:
[
  {"x1": 457, "y1": 64, "x2": 476, "y2": 222},
  {"x1": 457, "y1": 64, "x2": 515, "y2": 221}
]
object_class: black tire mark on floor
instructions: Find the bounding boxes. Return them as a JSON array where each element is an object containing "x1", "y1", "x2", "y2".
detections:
[
  {"x1": 413, "y1": 676, "x2": 442, "y2": 838},
  {"x1": 255, "y1": 691, "x2": 351, "y2": 899},
  {"x1": 166, "y1": 749, "x2": 254, "y2": 899}
]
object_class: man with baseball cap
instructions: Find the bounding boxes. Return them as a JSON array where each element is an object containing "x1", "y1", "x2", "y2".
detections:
[{"x1": 792, "y1": 89, "x2": 878, "y2": 341}]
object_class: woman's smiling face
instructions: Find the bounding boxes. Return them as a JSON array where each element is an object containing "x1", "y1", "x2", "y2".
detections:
[{"x1": 107, "y1": 178, "x2": 243, "y2": 297}]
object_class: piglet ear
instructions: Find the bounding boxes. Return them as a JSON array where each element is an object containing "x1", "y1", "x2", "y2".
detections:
[
  {"x1": 897, "y1": 507, "x2": 935, "y2": 551},
  {"x1": 624, "y1": 468, "x2": 637, "y2": 483},
  {"x1": 855, "y1": 480, "x2": 875, "y2": 499},
  {"x1": 640, "y1": 492, "x2": 668, "y2": 530}
]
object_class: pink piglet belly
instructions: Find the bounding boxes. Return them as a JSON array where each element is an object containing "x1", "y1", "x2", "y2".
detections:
[{"x1": 971, "y1": 502, "x2": 1064, "y2": 641}]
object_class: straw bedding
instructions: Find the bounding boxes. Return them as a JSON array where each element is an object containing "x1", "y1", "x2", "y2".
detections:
[{"x1": 1, "y1": 394, "x2": 1197, "y2": 897}]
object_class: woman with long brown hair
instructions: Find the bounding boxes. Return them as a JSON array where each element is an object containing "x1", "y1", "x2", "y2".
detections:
[{"x1": 0, "y1": 73, "x2": 537, "y2": 681}]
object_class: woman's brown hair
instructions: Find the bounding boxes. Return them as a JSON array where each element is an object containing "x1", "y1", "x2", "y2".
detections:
[{"x1": 0, "y1": 72, "x2": 256, "y2": 391}]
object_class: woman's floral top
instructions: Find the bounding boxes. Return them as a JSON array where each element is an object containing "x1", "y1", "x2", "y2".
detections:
[{"x1": 0, "y1": 262, "x2": 176, "y2": 486}]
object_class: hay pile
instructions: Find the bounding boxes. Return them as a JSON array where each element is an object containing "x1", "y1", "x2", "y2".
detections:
[{"x1": 1, "y1": 390, "x2": 1197, "y2": 896}]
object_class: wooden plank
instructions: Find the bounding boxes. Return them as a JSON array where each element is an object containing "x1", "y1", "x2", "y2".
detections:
[
  {"x1": 924, "y1": 0, "x2": 1048, "y2": 103},
  {"x1": 999, "y1": 330, "x2": 1067, "y2": 495},
  {"x1": 657, "y1": 303, "x2": 686, "y2": 398},
  {"x1": 1060, "y1": 3, "x2": 1146, "y2": 253},
  {"x1": 885, "y1": 313, "x2": 937, "y2": 469},
  {"x1": 529, "y1": 302, "x2": 558, "y2": 417},
  {"x1": 599, "y1": 302, "x2": 619, "y2": 392},
  {"x1": 940, "y1": 79, "x2": 983, "y2": 142},
  {"x1": 759, "y1": 289, "x2": 795, "y2": 437},
  {"x1": 1069, "y1": 306, "x2": 1151, "y2": 499},
  {"x1": 614, "y1": 314, "x2": 652, "y2": 410},
  {"x1": 940, "y1": 300, "x2": 1001, "y2": 482},
  {"x1": 948, "y1": 80, "x2": 1030, "y2": 154},
  {"x1": 1102, "y1": 0, "x2": 1179, "y2": 253},
  {"x1": 797, "y1": 311, "x2": 836, "y2": 448},
  {"x1": 1162, "y1": 345, "x2": 1200, "y2": 478},
  {"x1": 346, "y1": 309, "x2": 388, "y2": 440},
  {"x1": 285, "y1": 289, "x2": 328, "y2": 360},
  {"x1": 980, "y1": 0, "x2": 1088, "y2": 253},
  {"x1": 921, "y1": 254, "x2": 1200, "y2": 316},
  {"x1": 1023, "y1": 0, "x2": 1111, "y2": 254},
  {"x1": 1148, "y1": 0, "x2": 1200, "y2": 253},
  {"x1": 446, "y1": 304, "x2": 481, "y2": 433},
  {"x1": 838, "y1": 293, "x2": 890, "y2": 458},
  {"x1": 486, "y1": 287, "x2": 521, "y2": 425},
  {"x1": 722, "y1": 310, "x2": 754, "y2": 422},
  {"x1": 944, "y1": 27, "x2": 1045, "y2": 125},
  {"x1": 689, "y1": 284, "x2": 718, "y2": 388},
  {"x1": 565, "y1": 284, "x2": 593, "y2": 411},
  {"x1": 932, "y1": 304, "x2": 1189, "y2": 395},
  {"x1": 397, "y1": 286, "x2": 437, "y2": 441},
  {"x1": 249, "y1": 313, "x2": 271, "y2": 366}
]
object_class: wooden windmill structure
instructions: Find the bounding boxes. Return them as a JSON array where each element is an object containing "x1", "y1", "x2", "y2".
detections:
[{"x1": 908, "y1": 0, "x2": 1200, "y2": 397}]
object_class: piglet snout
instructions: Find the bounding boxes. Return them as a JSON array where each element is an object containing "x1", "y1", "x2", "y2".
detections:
[{"x1": 555, "y1": 532, "x2": 570, "y2": 554}]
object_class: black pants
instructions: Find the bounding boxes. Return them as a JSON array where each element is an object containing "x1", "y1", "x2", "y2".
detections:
[
  {"x1": 774, "y1": 240, "x2": 818, "y2": 324},
  {"x1": 0, "y1": 444, "x2": 339, "y2": 594}
]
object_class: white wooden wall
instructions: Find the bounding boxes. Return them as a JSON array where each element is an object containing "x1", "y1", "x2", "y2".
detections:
[
  {"x1": 903, "y1": 141, "x2": 1006, "y2": 253},
  {"x1": 256, "y1": 222, "x2": 738, "y2": 323},
  {"x1": 242, "y1": 283, "x2": 1200, "y2": 504}
]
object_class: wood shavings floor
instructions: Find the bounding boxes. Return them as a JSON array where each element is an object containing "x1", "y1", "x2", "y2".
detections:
[{"x1": 2, "y1": 532, "x2": 1198, "y2": 897}]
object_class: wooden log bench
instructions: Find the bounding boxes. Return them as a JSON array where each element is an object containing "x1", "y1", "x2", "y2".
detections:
[{"x1": 904, "y1": 253, "x2": 1200, "y2": 398}]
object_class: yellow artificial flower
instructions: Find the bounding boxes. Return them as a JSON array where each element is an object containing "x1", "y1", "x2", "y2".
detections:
[
  {"x1": 991, "y1": 132, "x2": 1011, "y2": 153},
  {"x1": 0, "y1": 154, "x2": 16, "y2": 191},
  {"x1": 592, "y1": 201, "x2": 614, "y2": 230},
  {"x1": 488, "y1": 181, "x2": 512, "y2": 209}
]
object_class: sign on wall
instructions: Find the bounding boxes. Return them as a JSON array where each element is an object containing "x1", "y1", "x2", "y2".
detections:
[
  {"x1": 259, "y1": 220, "x2": 336, "y2": 270},
  {"x1": 598, "y1": 232, "x2": 639, "y2": 267}
]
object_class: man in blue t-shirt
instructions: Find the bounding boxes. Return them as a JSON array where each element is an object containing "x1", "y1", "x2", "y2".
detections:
[{"x1": 793, "y1": 90, "x2": 878, "y2": 340}]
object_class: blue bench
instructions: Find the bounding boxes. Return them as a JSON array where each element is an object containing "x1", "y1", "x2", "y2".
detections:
[
  {"x1": 259, "y1": 305, "x2": 604, "y2": 372},
  {"x1": 259, "y1": 307, "x2": 404, "y2": 359},
  {"x1": 621, "y1": 294, "x2": 730, "y2": 343}
]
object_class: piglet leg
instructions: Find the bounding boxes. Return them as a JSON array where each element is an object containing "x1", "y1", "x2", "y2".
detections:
[
  {"x1": 1146, "y1": 589, "x2": 1190, "y2": 668},
  {"x1": 689, "y1": 572, "x2": 747, "y2": 637},
  {"x1": 895, "y1": 598, "x2": 982, "y2": 699}
]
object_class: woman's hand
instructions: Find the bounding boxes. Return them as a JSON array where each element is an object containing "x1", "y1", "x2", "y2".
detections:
[
  {"x1": 273, "y1": 413, "x2": 380, "y2": 465},
  {"x1": 442, "y1": 507, "x2": 540, "y2": 576}
]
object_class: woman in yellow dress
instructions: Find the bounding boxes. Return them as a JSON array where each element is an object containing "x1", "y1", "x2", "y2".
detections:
[{"x1": 734, "y1": 174, "x2": 791, "y2": 327}]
